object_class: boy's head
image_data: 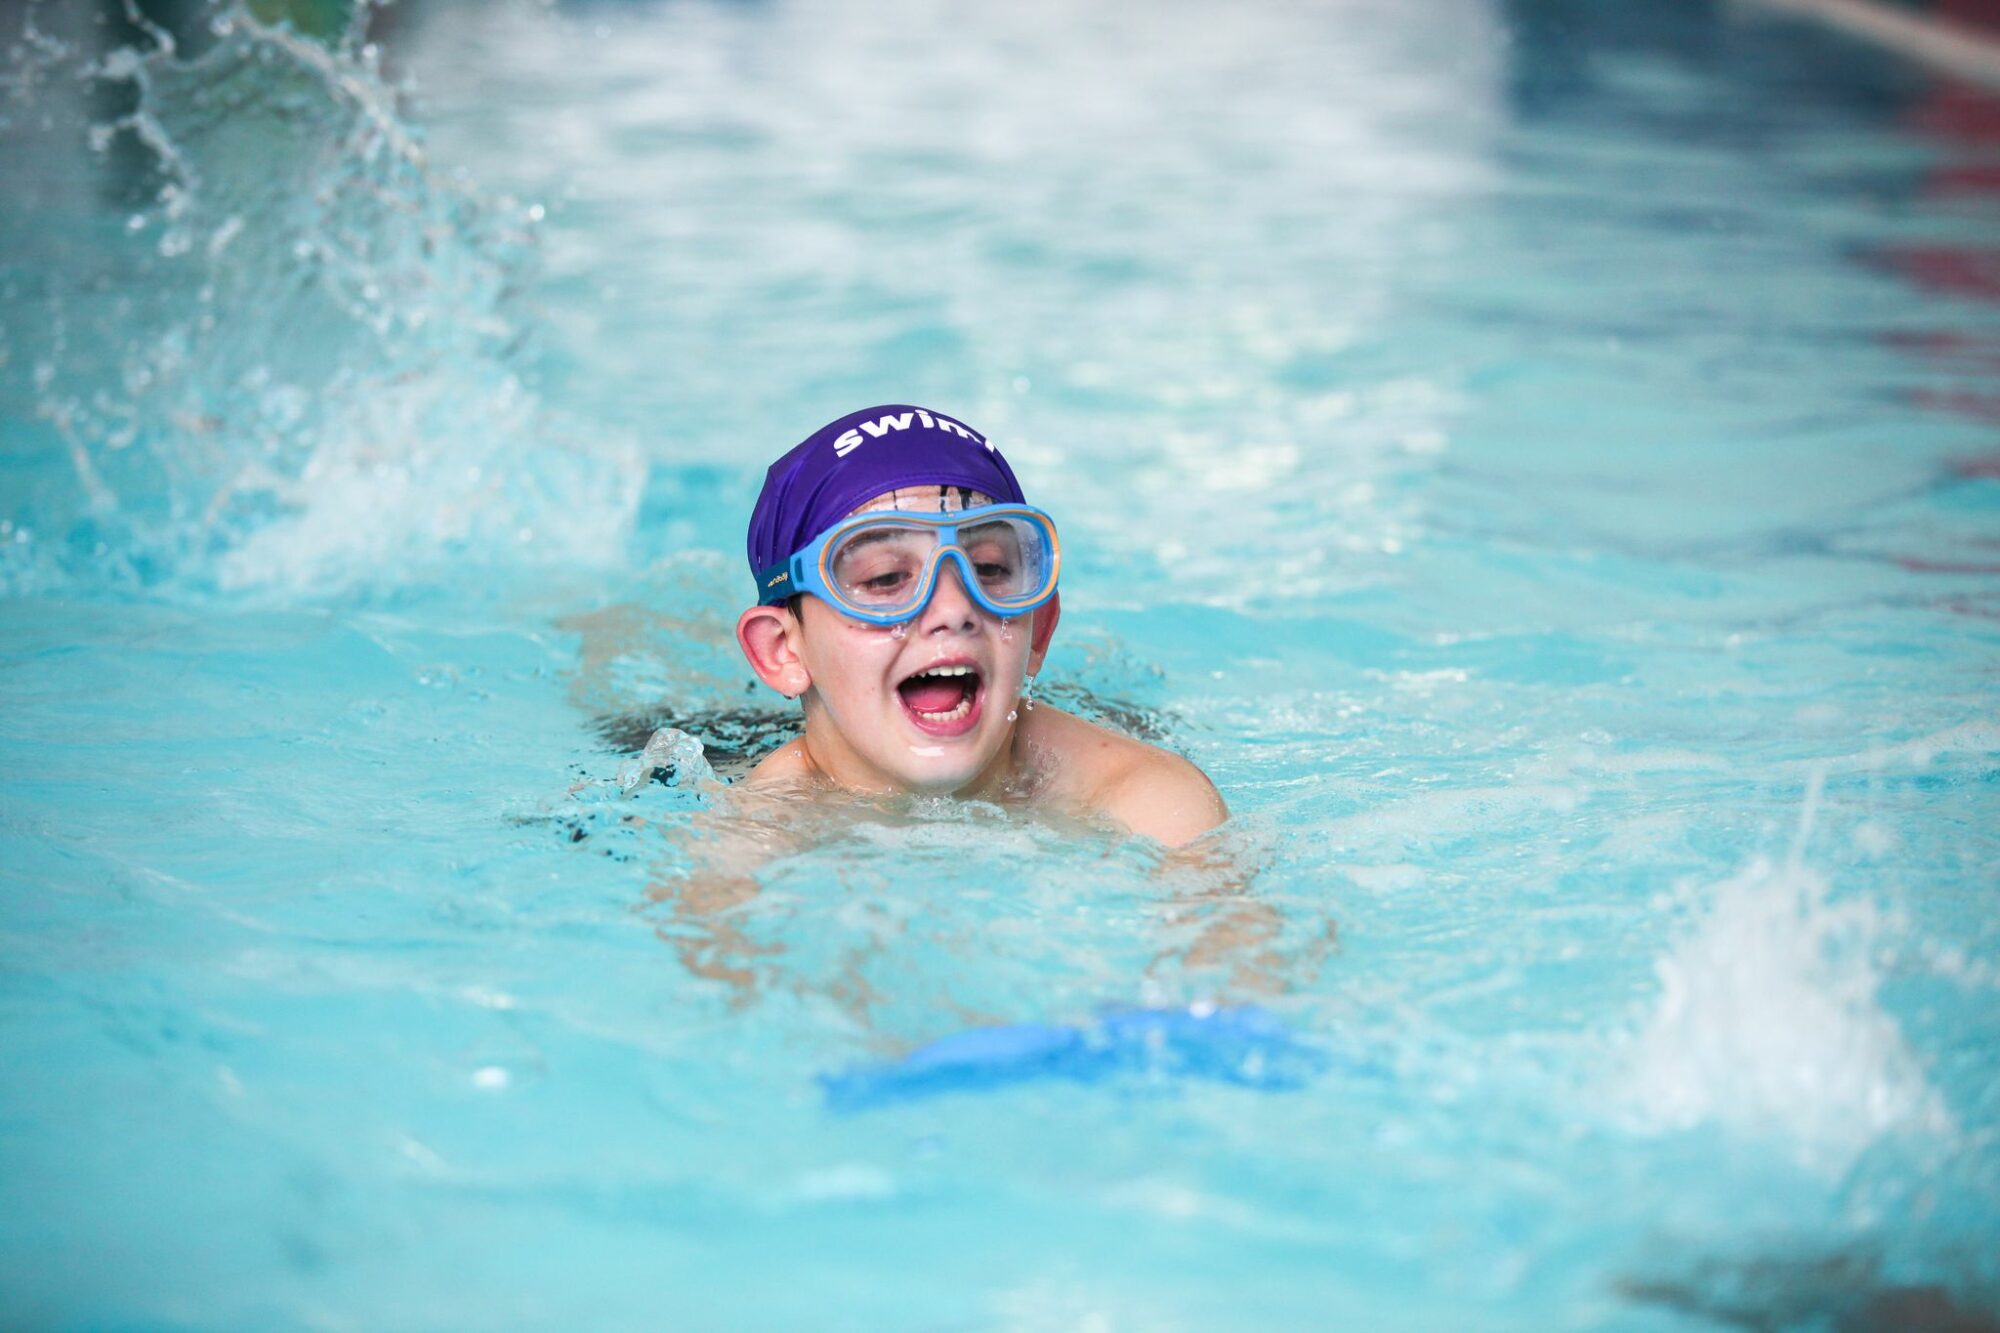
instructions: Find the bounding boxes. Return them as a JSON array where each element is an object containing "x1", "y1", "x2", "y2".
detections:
[{"x1": 736, "y1": 405, "x2": 1061, "y2": 795}]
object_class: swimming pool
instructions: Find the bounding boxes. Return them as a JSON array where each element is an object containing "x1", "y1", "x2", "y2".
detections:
[{"x1": 3, "y1": 0, "x2": 1997, "y2": 1326}]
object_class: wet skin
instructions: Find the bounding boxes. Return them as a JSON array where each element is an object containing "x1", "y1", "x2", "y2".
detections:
[
  {"x1": 660, "y1": 487, "x2": 1254, "y2": 1008},
  {"x1": 782, "y1": 561, "x2": 1036, "y2": 796},
  {"x1": 735, "y1": 485, "x2": 1227, "y2": 846}
]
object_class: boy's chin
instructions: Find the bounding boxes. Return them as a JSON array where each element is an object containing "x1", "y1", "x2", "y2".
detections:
[
  {"x1": 883, "y1": 723, "x2": 1006, "y2": 792},
  {"x1": 890, "y1": 748, "x2": 996, "y2": 794}
]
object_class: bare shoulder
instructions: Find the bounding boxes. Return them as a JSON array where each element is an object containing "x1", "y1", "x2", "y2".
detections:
[
  {"x1": 1098, "y1": 743, "x2": 1229, "y2": 847},
  {"x1": 1020, "y1": 707, "x2": 1228, "y2": 848},
  {"x1": 741, "y1": 736, "x2": 813, "y2": 788}
]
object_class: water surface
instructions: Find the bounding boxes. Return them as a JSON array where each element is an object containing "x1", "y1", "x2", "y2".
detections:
[{"x1": 2, "y1": 1, "x2": 1997, "y2": 1327}]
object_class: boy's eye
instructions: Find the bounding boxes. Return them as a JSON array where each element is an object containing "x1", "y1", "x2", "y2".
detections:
[
  {"x1": 965, "y1": 549, "x2": 1019, "y2": 589},
  {"x1": 840, "y1": 563, "x2": 916, "y2": 597},
  {"x1": 832, "y1": 531, "x2": 929, "y2": 603},
  {"x1": 961, "y1": 526, "x2": 1025, "y2": 589}
]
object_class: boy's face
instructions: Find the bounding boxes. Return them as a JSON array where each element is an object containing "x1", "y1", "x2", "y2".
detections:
[{"x1": 785, "y1": 486, "x2": 1046, "y2": 795}]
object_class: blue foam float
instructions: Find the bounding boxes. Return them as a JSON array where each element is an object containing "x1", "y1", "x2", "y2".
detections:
[{"x1": 820, "y1": 1004, "x2": 1351, "y2": 1111}]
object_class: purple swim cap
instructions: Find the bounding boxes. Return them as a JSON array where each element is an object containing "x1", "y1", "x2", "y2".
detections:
[{"x1": 746, "y1": 404, "x2": 1027, "y2": 602}]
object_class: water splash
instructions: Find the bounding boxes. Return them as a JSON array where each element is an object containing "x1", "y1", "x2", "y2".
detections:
[
  {"x1": 616, "y1": 726, "x2": 718, "y2": 795},
  {"x1": 0, "y1": 2, "x2": 641, "y2": 596},
  {"x1": 1620, "y1": 854, "x2": 1950, "y2": 1172}
]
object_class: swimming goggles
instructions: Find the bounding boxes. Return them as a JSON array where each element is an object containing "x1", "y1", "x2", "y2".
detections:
[{"x1": 757, "y1": 503, "x2": 1061, "y2": 625}]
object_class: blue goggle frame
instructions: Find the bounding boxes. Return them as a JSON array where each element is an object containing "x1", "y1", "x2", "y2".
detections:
[{"x1": 757, "y1": 503, "x2": 1061, "y2": 626}]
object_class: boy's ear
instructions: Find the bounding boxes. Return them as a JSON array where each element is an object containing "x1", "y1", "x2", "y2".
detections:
[
  {"x1": 737, "y1": 603, "x2": 812, "y2": 698},
  {"x1": 1027, "y1": 590, "x2": 1060, "y2": 671}
]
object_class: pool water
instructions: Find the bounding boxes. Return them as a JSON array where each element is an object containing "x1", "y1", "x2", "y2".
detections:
[{"x1": 3, "y1": 0, "x2": 1998, "y2": 1327}]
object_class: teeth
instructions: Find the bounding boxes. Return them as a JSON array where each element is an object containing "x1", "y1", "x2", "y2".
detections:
[
  {"x1": 912, "y1": 695, "x2": 974, "y2": 722},
  {"x1": 904, "y1": 663, "x2": 978, "y2": 724}
]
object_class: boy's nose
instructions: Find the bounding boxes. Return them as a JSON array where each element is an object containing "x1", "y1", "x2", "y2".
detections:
[{"x1": 919, "y1": 560, "x2": 980, "y2": 634}]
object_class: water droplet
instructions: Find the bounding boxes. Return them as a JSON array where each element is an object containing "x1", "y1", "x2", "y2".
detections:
[
  {"x1": 1006, "y1": 709, "x2": 1018, "y2": 723},
  {"x1": 889, "y1": 622, "x2": 908, "y2": 640}
]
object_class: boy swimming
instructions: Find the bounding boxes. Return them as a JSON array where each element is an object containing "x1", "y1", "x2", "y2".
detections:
[{"x1": 733, "y1": 404, "x2": 1227, "y2": 847}]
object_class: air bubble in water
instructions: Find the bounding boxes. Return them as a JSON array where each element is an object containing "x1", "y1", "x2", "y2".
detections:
[
  {"x1": 1006, "y1": 709, "x2": 1018, "y2": 722},
  {"x1": 889, "y1": 622, "x2": 908, "y2": 640}
]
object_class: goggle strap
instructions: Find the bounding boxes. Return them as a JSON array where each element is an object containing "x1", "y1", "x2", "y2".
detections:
[{"x1": 757, "y1": 559, "x2": 796, "y2": 604}]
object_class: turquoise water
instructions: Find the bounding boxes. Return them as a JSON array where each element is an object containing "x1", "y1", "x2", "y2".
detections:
[{"x1": 3, "y1": 0, "x2": 1998, "y2": 1326}]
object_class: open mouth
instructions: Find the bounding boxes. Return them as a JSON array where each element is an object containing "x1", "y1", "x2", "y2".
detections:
[{"x1": 895, "y1": 662, "x2": 984, "y2": 736}]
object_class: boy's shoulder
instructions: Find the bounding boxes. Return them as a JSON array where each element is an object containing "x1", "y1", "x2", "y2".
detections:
[
  {"x1": 1022, "y1": 706, "x2": 1227, "y2": 847},
  {"x1": 735, "y1": 706, "x2": 1227, "y2": 847},
  {"x1": 743, "y1": 736, "x2": 813, "y2": 786}
]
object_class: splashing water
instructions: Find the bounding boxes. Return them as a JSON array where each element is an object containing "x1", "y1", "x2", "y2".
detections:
[
  {"x1": 616, "y1": 726, "x2": 718, "y2": 795},
  {"x1": 0, "y1": 2, "x2": 641, "y2": 596},
  {"x1": 1620, "y1": 853, "x2": 1950, "y2": 1172}
]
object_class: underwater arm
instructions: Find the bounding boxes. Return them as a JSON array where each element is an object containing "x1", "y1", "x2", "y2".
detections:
[
  {"x1": 1151, "y1": 836, "x2": 1289, "y2": 998},
  {"x1": 1147, "y1": 825, "x2": 1338, "y2": 1001},
  {"x1": 1086, "y1": 740, "x2": 1308, "y2": 995},
  {"x1": 644, "y1": 788, "x2": 804, "y2": 1008},
  {"x1": 645, "y1": 781, "x2": 891, "y2": 1023},
  {"x1": 649, "y1": 866, "x2": 770, "y2": 1005}
]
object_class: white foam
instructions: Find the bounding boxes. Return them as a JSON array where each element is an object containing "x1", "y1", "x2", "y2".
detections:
[
  {"x1": 20, "y1": 14, "x2": 643, "y2": 596},
  {"x1": 1789, "y1": 720, "x2": 2000, "y2": 775},
  {"x1": 1619, "y1": 855, "x2": 1950, "y2": 1171}
]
